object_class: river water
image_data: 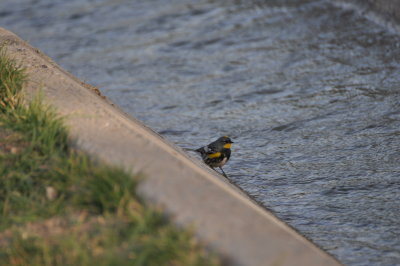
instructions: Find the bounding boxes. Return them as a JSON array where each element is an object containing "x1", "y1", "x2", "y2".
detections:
[{"x1": 1, "y1": 0, "x2": 400, "y2": 265}]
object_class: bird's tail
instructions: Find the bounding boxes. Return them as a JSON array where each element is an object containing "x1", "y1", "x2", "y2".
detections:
[
  {"x1": 184, "y1": 147, "x2": 204, "y2": 154},
  {"x1": 184, "y1": 148, "x2": 201, "y2": 153}
]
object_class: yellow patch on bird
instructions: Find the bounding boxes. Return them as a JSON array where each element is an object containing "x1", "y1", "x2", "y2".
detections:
[
  {"x1": 223, "y1": 143, "x2": 232, "y2": 149},
  {"x1": 207, "y1": 152, "x2": 221, "y2": 158}
]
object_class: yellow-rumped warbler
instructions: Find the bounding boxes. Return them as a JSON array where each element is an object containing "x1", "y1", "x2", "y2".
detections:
[{"x1": 195, "y1": 136, "x2": 234, "y2": 177}]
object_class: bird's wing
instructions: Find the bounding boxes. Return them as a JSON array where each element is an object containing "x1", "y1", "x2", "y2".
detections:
[
  {"x1": 207, "y1": 140, "x2": 221, "y2": 152},
  {"x1": 204, "y1": 144, "x2": 218, "y2": 154},
  {"x1": 204, "y1": 143, "x2": 223, "y2": 159}
]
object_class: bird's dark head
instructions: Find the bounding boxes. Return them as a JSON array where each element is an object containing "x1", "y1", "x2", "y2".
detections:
[{"x1": 218, "y1": 136, "x2": 234, "y2": 148}]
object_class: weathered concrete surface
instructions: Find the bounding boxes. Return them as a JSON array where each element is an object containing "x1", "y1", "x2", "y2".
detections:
[
  {"x1": 0, "y1": 27, "x2": 341, "y2": 266},
  {"x1": 335, "y1": 0, "x2": 400, "y2": 28}
]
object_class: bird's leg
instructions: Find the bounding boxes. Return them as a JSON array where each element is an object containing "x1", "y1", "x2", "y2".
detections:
[
  {"x1": 219, "y1": 167, "x2": 228, "y2": 178},
  {"x1": 210, "y1": 167, "x2": 218, "y2": 173}
]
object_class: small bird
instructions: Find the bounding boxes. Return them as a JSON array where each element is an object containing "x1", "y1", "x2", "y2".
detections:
[{"x1": 195, "y1": 136, "x2": 234, "y2": 178}]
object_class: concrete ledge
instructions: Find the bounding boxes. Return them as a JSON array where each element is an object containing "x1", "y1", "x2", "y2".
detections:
[{"x1": 0, "y1": 27, "x2": 340, "y2": 266}]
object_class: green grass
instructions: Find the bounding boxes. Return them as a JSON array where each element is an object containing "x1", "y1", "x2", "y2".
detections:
[{"x1": 0, "y1": 47, "x2": 218, "y2": 266}]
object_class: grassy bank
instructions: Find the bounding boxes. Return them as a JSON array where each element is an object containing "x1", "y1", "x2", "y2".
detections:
[{"x1": 0, "y1": 48, "x2": 218, "y2": 266}]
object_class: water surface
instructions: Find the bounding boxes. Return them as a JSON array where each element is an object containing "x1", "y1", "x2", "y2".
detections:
[{"x1": 1, "y1": 0, "x2": 400, "y2": 265}]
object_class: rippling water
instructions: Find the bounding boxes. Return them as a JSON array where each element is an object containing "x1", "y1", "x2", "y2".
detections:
[{"x1": 1, "y1": 0, "x2": 400, "y2": 265}]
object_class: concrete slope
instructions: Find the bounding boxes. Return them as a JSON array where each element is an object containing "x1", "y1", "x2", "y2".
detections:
[{"x1": 0, "y1": 27, "x2": 340, "y2": 266}]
